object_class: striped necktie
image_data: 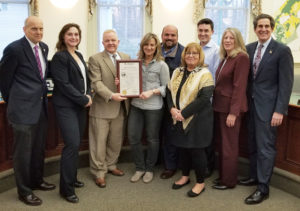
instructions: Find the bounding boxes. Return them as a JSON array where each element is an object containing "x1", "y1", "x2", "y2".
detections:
[{"x1": 34, "y1": 45, "x2": 44, "y2": 79}]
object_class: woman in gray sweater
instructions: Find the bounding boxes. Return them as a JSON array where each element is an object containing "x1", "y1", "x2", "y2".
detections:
[{"x1": 128, "y1": 33, "x2": 170, "y2": 184}]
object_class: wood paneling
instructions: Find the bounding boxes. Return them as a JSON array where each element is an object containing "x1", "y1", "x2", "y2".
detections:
[{"x1": 1, "y1": 99, "x2": 300, "y2": 177}]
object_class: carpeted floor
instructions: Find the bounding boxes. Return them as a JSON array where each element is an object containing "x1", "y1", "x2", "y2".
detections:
[{"x1": 0, "y1": 162, "x2": 299, "y2": 211}]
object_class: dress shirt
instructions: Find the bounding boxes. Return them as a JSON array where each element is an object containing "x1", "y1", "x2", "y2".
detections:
[
  {"x1": 25, "y1": 36, "x2": 46, "y2": 78},
  {"x1": 253, "y1": 36, "x2": 272, "y2": 66},
  {"x1": 78, "y1": 59, "x2": 87, "y2": 94},
  {"x1": 131, "y1": 59, "x2": 170, "y2": 110},
  {"x1": 106, "y1": 51, "x2": 121, "y2": 64},
  {"x1": 202, "y1": 39, "x2": 220, "y2": 82}
]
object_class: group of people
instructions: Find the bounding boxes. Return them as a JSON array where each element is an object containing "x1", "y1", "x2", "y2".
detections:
[{"x1": 0, "y1": 13, "x2": 293, "y2": 207}]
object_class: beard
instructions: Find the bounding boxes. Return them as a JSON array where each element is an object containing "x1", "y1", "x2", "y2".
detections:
[{"x1": 163, "y1": 40, "x2": 176, "y2": 49}]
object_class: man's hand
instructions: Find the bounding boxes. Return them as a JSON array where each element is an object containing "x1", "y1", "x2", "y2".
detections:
[
  {"x1": 85, "y1": 95, "x2": 92, "y2": 107},
  {"x1": 111, "y1": 93, "x2": 127, "y2": 101},
  {"x1": 114, "y1": 77, "x2": 120, "y2": 86},
  {"x1": 271, "y1": 112, "x2": 283, "y2": 127}
]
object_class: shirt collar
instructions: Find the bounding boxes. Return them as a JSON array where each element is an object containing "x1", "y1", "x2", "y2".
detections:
[
  {"x1": 161, "y1": 43, "x2": 178, "y2": 58},
  {"x1": 143, "y1": 58, "x2": 156, "y2": 65},
  {"x1": 25, "y1": 36, "x2": 39, "y2": 49},
  {"x1": 257, "y1": 36, "x2": 272, "y2": 49},
  {"x1": 201, "y1": 39, "x2": 215, "y2": 49}
]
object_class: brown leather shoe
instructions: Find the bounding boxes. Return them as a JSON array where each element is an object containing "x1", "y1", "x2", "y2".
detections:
[
  {"x1": 95, "y1": 178, "x2": 106, "y2": 188},
  {"x1": 19, "y1": 193, "x2": 42, "y2": 206},
  {"x1": 109, "y1": 168, "x2": 125, "y2": 176},
  {"x1": 160, "y1": 170, "x2": 176, "y2": 179}
]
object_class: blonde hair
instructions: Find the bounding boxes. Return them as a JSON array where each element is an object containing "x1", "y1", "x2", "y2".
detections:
[
  {"x1": 102, "y1": 29, "x2": 118, "y2": 41},
  {"x1": 219, "y1": 28, "x2": 248, "y2": 60},
  {"x1": 181, "y1": 42, "x2": 206, "y2": 67},
  {"x1": 138, "y1": 33, "x2": 163, "y2": 61}
]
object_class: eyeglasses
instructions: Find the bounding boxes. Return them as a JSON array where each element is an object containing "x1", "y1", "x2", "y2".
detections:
[{"x1": 185, "y1": 52, "x2": 199, "y2": 56}]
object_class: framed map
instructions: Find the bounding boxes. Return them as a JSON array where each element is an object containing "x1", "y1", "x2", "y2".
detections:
[{"x1": 274, "y1": 0, "x2": 300, "y2": 62}]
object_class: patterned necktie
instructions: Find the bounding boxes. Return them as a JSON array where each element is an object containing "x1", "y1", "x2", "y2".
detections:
[
  {"x1": 112, "y1": 53, "x2": 117, "y2": 67},
  {"x1": 34, "y1": 45, "x2": 44, "y2": 79},
  {"x1": 253, "y1": 44, "x2": 263, "y2": 78}
]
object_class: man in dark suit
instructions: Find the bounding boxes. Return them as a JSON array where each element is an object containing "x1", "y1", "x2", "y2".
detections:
[
  {"x1": 0, "y1": 16, "x2": 55, "y2": 206},
  {"x1": 239, "y1": 14, "x2": 294, "y2": 204}
]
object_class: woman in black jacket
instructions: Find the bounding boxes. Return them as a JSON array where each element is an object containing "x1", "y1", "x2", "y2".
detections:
[
  {"x1": 167, "y1": 42, "x2": 214, "y2": 197},
  {"x1": 51, "y1": 23, "x2": 92, "y2": 203}
]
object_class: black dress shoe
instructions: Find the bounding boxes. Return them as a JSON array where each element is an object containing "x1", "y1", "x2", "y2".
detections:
[
  {"x1": 212, "y1": 184, "x2": 234, "y2": 190},
  {"x1": 187, "y1": 187, "x2": 205, "y2": 197},
  {"x1": 212, "y1": 178, "x2": 220, "y2": 185},
  {"x1": 19, "y1": 193, "x2": 42, "y2": 206},
  {"x1": 245, "y1": 190, "x2": 269, "y2": 204},
  {"x1": 62, "y1": 194, "x2": 79, "y2": 203},
  {"x1": 74, "y1": 181, "x2": 84, "y2": 188},
  {"x1": 172, "y1": 179, "x2": 190, "y2": 189},
  {"x1": 160, "y1": 170, "x2": 176, "y2": 179},
  {"x1": 238, "y1": 178, "x2": 258, "y2": 186},
  {"x1": 33, "y1": 181, "x2": 56, "y2": 191}
]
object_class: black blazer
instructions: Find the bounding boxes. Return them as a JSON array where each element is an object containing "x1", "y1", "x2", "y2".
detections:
[
  {"x1": 0, "y1": 36, "x2": 48, "y2": 124},
  {"x1": 51, "y1": 50, "x2": 91, "y2": 108},
  {"x1": 247, "y1": 38, "x2": 294, "y2": 121}
]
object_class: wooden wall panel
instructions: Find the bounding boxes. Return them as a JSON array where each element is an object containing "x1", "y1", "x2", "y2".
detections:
[{"x1": 1, "y1": 100, "x2": 300, "y2": 177}]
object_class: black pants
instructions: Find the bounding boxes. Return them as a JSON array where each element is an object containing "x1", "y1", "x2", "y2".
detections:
[
  {"x1": 54, "y1": 105, "x2": 86, "y2": 196},
  {"x1": 179, "y1": 147, "x2": 207, "y2": 183},
  {"x1": 12, "y1": 108, "x2": 47, "y2": 197}
]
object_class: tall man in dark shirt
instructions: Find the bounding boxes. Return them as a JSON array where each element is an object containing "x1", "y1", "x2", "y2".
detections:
[
  {"x1": 160, "y1": 25, "x2": 184, "y2": 179},
  {"x1": 0, "y1": 16, "x2": 56, "y2": 206}
]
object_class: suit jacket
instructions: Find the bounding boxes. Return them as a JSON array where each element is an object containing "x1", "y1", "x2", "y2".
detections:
[
  {"x1": 0, "y1": 36, "x2": 48, "y2": 124},
  {"x1": 247, "y1": 39, "x2": 294, "y2": 121},
  {"x1": 51, "y1": 50, "x2": 91, "y2": 108},
  {"x1": 88, "y1": 51, "x2": 130, "y2": 119},
  {"x1": 213, "y1": 52, "x2": 250, "y2": 116}
]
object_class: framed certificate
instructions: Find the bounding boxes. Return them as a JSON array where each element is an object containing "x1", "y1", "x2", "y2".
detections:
[{"x1": 117, "y1": 60, "x2": 142, "y2": 98}]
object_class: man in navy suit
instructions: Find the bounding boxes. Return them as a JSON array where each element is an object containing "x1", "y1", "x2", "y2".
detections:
[
  {"x1": 0, "y1": 16, "x2": 55, "y2": 206},
  {"x1": 239, "y1": 14, "x2": 294, "y2": 204}
]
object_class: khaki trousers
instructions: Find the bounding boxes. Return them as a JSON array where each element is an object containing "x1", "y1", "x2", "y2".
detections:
[{"x1": 89, "y1": 107, "x2": 124, "y2": 178}]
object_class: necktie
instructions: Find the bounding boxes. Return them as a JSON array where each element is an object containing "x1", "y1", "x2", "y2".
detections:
[
  {"x1": 34, "y1": 45, "x2": 44, "y2": 80},
  {"x1": 253, "y1": 44, "x2": 263, "y2": 78},
  {"x1": 112, "y1": 54, "x2": 117, "y2": 67}
]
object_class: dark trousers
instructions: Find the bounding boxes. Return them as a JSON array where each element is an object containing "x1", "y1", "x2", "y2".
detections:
[
  {"x1": 128, "y1": 106, "x2": 163, "y2": 172},
  {"x1": 205, "y1": 139, "x2": 215, "y2": 173},
  {"x1": 179, "y1": 147, "x2": 206, "y2": 183},
  {"x1": 54, "y1": 105, "x2": 86, "y2": 196},
  {"x1": 215, "y1": 112, "x2": 241, "y2": 187},
  {"x1": 248, "y1": 102, "x2": 278, "y2": 194},
  {"x1": 162, "y1": 113, "x2": 178, "y2": 170},
  {"x1": 11, "y1": 108, "x2": 47, "y2": 197}
]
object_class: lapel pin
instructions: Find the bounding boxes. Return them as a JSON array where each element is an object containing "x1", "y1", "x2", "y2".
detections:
[{"x1": 269, "y1": 50, "x2": 272, "y2": 54}]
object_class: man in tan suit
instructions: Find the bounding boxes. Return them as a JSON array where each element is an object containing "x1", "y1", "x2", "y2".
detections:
[{"x1": 88, "y1": 30, "x2": 130, "y2": 187}]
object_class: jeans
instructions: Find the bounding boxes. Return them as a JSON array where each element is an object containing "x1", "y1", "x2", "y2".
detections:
[{"x1": 128, "y1": 105, "x2": 163, "y2": 172}]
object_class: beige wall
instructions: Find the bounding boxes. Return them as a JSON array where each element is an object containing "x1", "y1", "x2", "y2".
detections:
[
  {"x1": 39, "y1": 0, "x2": 88, "y2": 59},
  {"x1": 152, "y1": 0, "x2": 197, "y2": 45},
  {"x1": 38, "y1": 0, "x2": 299, "y2": 89}
]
